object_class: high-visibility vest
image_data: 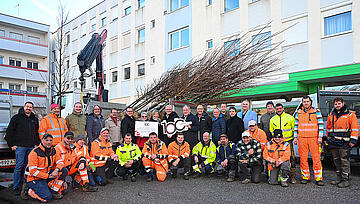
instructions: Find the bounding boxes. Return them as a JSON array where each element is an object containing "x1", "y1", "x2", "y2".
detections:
[
  {"x1": 295, "y1": 107, "x2": 324, "y2": 138},
  {"x1": 25, "y1": 145, "x2": 64, "y2": 182},
  {"x1": 270, "y1": 112, "x2": 295, "y2": 141},
  {"x1": 90, "y1": 137, "x2": 114, "y2": 167},
  {"x1": 39, "y1": 113, "x2": 68, "y2": 146}
]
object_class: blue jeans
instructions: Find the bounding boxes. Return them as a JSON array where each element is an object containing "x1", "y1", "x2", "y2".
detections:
[{"x1": 14, "y1": 146, "x2": 33, "y2": 189}]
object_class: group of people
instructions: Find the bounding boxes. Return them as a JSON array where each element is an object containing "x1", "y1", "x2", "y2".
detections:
[{"x1": 4, "y1": 95, "x2": 359, "y2": 202}]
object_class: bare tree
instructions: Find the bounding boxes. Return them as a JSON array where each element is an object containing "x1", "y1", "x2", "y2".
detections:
[
  {"x1": 51, "y1": 3, "x2": 71, "y2": 112},
  {"x1": 129, "y1": 25, "x2": 285, "y2": 112}
]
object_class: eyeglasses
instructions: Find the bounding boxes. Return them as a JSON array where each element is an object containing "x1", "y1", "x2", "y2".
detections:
[
  {"x1": 66, "y1": 137, "x2": 74, "y2": 140},
  {"x1": 142, "y1": 116, "x2": 147, "y2": 118},
  {"x1": 273, "y1": 136, "x2": 283, "y2": 139}
]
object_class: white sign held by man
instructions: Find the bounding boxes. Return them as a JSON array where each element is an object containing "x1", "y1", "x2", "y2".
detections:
[{"x1": 135, "y1": 121, "x2": 158, "y2": 137}]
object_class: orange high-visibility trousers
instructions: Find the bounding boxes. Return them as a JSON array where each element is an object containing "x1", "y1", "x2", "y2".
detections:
[
  {"x1": 68, "y1": 164, "x2": 89, "y2": 185},
  {"x1": 142, "y1": 157, "x2": 168, "y2": 181},
  {"x1": 299, "y1": 137, "x2": 323, "y2": 181}
]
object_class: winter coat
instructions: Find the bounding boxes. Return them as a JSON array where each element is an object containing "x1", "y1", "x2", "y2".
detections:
[
  {"x1": 226, "y1": 115, "x2": 245, "y2": 144},
  {"x1": 121, "y1": 114, "x2": 136, "y2": 143},
  {"x1": 86, "y1": 113, "x2": 105, "y2": 143},
  {"x1": 197, "y1": 112, "x2": 212, "y2": 141},
  {"x1": 160, "y1": 111, "x2": 179, "y2": 145},
  {"x1": 237, "y1": 109, "x2": 257, "y2": 130},
  {"x1": 259, "y1": 112, "x2": 276, "y2": 140},
  {"x1": 5, "y1": 108, "x2": 40, "y2": 148},
  {"x1": 182, "y1": 113, "x2": 200, "y2": 149},
  {"x1": 105, "y1": 117, "x2": 121, "y2": 144},
  {"x1": 212, "y1": 116, "x2": 226, "y2": 144},
  {"x1": 65, "y1": 111, "x2": 86, "y2": 139}
]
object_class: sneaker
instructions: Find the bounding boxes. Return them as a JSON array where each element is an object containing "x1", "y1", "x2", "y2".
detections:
[
  {"x1": 280, "y1": 181, "x2": 289, "y2": 187},
  {"x1": 289, "y1": 177, "x2": 296, "y2": 184},
  {"x1": 82, "y1": 183, "x2": 98, "y2": 192},
  {"x1": 300, "y1": 179, "x2": 310, "y2": 184},
  {"x1": 20, "y1": 183, "x2": 29, "y2": 200},
  {"x1": 316, "y1": 181, "x2": 324, "y2": 186},
  {"x1": 330, "y1": 180, "x2": 341, "y2": 185},
  {"x1": 241, "y1": 178, "x2": 251, "y2": 184},
  {"x1": 337, "y1": 180, "x2": 350, "y2": 188},
  {"x1": 13, "y1": 187, "x2": 21, "y2": 196},
  {"x1": 192, "y1": 172, "x2": 201, "y2": 179},
  {"x1": 52, "y1": 193, "x2": 63, "y2": 200}
]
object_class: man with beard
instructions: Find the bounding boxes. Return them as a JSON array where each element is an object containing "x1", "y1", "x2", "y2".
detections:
[
  {"x1": 65, "y1": 102, "x2": 86, "y2": 140},
  {"x1": 226, "y1": 107, "x2": 245, "y2": 144}
]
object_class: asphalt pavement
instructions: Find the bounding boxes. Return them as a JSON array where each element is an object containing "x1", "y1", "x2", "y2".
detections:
[{"x1": 1, "y1": 164, "x2": 360, "y2": 204}]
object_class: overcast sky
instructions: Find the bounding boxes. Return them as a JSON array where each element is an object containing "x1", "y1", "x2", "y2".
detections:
[{"x1": 0, "y1": 0, "x2": 103, "y2": 31}]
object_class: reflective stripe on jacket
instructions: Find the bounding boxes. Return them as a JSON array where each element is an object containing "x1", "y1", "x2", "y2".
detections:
[
  {"x1": 74, "y1": 143, "x2": 91, "y2": 165},
  {"x1": 247, "y1": 127, "x2": 268, "y2": 151},
  {"x1": 90, "y1": 137, "x2": 115, "y2": 167},
  {"x1": 167, "y1": 141, "x2": 190, "y2": 163},
  {"x1": 142, "y1": 140, "x2": 168, "y2": 160},
  {"x1": 55, "y1": 142, "x2": 77, "y2": 167},
  {"x1": 116, "y1": 142, "x2": 142, "y2": 166},
  {"x1": 294, "y1": 107, "x2": 324, "y2": 138},
  {"x1": 263, "y1": 138, "x2": 290, "y2": 170},
  {"x1": 39, "y1": 113, "x2": 68, "y2": 146},
  {"x1": 269, "y1": 112, "x2": 295, "y2": 141},
  {"x1": 25, "y1": 144, "x2": 64, "y2": 182},
  {"x1": 327, "y1": 107, "x2": 359, "y2": 143},
  {"x1": 192, "y1": 141, "x2": 216, "y2": 166}
]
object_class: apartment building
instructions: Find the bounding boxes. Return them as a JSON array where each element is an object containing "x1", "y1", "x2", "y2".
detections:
[
  {"x1": 0, "y1": 13, "x2": 50, "y2": 113},
  {"x1": 53, "y1": 0, "x2": 360, "y2": 110}
]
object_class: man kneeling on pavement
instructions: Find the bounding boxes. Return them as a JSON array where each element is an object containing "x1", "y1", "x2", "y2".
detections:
[
  {"x1": 236, "y1": 131, "x2": 262, "y2": 184},
  {"x1": 263, "y1": 129, "x2": 291, "y2": 187},
  {"x1": 192, "y1": 132, "x2": 217, "y2": 178},
  {"x1": 215, "y1": 134, "x2": 237, "y2": 182},
  {"x1": 23, "y1": 133, "x2": 67, "y2": 202},
  {"x1": 168, "y1": 133, "x2": 191, "y2": 180},
  {"x1": 116, "y1": 133, "x2": 142, "y2": 182}
]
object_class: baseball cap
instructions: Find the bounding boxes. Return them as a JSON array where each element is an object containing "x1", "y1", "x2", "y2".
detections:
[
  {"x1": 242, "y1": 131, "x2": 250, "y2": 138},
  {"x1": 248, "y1": 120, "x2": 257, "y2": 127}
]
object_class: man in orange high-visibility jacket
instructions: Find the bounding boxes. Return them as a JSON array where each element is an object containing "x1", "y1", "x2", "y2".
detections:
[
  {"x1": 294, "y1": 96, "x2": 324, "y2": 186},
  {"x1": 74, "y1": 134, "x2": 96, "y2": 187},
  {"x1": 23, "y1": 133, "x2": 67, "y2": 202},
  {"x1": 142, "y1": 132, "x2": 168, "y2": 182},
  {"x1": 327, "y1": 97, "x2": 359, "y2": 188},
  {"x1": 90, "y1": 128, "x2": 119, "y2": 186},
  {"x1": 39, "y1": 103, "x2": 68, "y2": 146},
  {"x1": 247, "y1": 120, "x2": 268, "y2": 151},
  {"x1": 55, "y1": 132, "x2": 97, "y2": 192},
  {"x1": 167, "y1": 133, "x2": 191, "y2": 180},
  {"x1": 263, "y1": 129, "x2": 291, "y2": 188}
]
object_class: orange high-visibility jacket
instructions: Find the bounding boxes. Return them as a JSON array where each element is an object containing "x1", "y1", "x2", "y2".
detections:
[
  {"x1": 54, "y1": 142, "x2": 77, "y2": 167},
  {"x1": 39, "y1": 113, "x2": 68, "y2": 146},
  {"x1": 263, "y1": 138, "x2": 290, "y2": 170},
  {"x1": 247, "y1": 128, "x2": 268, "y2": 151},
  {"x1": 25, "y1": 144, "x2": 64, "y2": 182},
  {"x1": 142, "y1": 140, "x2": 168, "y2": 160},
  {"x1": 327, "y1": 108, "x2": 359, "y2": 143},
  {"x1": 294, "y1": 107, "x2": 324, "y2": 139},
  {"x1": 167, "y1": 141, "x2": 190, "y2": 163},
  {"x1": 90, "y1": 137, "x2": 115, "y2": 167},
  {"x1": 74, "y1": 143, "x2": 91, "y2": 165}
]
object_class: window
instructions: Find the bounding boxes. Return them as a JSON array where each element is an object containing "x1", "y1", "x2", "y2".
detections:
[
  {"x1": 138, "y1": 64, "x2": 145, "y2": 76},
  {"x1": 138, "y1": 0, "x2": 145, "y2": 8},
  {"x1": 10, "y1": 32, "x2": 23, "y2": 40},
  {"x1": 66, "y1": 33, "x2": 70, "y2": 44},
  {"x1": 138, "y1": 28, "x2": 145, "y2": 43},
  {"x1": 151, "y1": 20, "x2": 155, "y2": 28},
  {"x1": 72, "y1": 27, "x2": 78, "y2": 40},
  {"x1": 27, "y1": 36, "x2": 40, "y2": 43},
  {"x1": 324, "y1": 11, "x2": 352, "y2": 36},
  {"x1": 101, "y1": 17, "x2": 107, "y2": 27},
  {"x1": 224, "y1": 39, "x2": 240, "y2": 56},
  {"x1": 124, "y1": 67, "x2": 130, "y2": 80},
  {"x1": 0, "y1": 82, "x2": 3, "y2": 89},
  {"x1": 74, "y1": 81, "x2": 77, "y2": 88},
  {"x1": 27, "y1": 61, "x2": 39, "y2": 69},
  {"x1": 91, "y1": 76, "x2": 95, "y2": 87},
  {"x1": 81, "y1": 23, "x2": 87, "y2": 37},
  {"x1": 66, "y1": 60, "x2": 70, "y2": 69},
  {"x1": 171, "y1": 0, "x2": 189, "y2": 11},
  {"x1": 124, "y1": 7, "x2": 131, "y2": 16},
  {"x1": 104, "y1": 74, "x2": 106, "y2": 84},
  {"x1": 169, "y1": 27, "x2": 189, "y2": 50},
  {"x1": 252, "y1": 32, "x2": 271, "y2": 49},
  {"x1": 9, "y1": 58, "x2": 21, "y2": 67},
  {"x1": 112, "y1": 6, "x2": 119, "y2": 21},
  {"x1": 150, "y1": 56, "x2": 155, "y2": 65},
  {"x1": 90, "y1": 18, "x2": 96, "y2": 32},
  {"x1": 225, "y1": 0, "x2": 239, "y2": 12},
  {"x1": 207, "y1": 39, "x2": 213, "y2": 49},
  {"x1": 112, "y1": 71, "x2": 118, "y2": 82},
  {"x1": 0, "y1": 30, "x2": 4, "y2": 37},
  {"x1": 9, "y1": 84, "x2": 21, "y2": 90},
  {"x1": 0, "y1": 56, "x2": 3, "y2": 64},
  {"x1": 27, "y1": 86, "x2": 38, "y2": 93}
]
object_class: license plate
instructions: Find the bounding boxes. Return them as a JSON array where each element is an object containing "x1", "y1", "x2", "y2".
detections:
[{"x1": 0, "y1": 159, "x2": 16, "y2": 167}]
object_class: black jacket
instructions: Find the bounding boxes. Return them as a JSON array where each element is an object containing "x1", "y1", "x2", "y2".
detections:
[
  {"x1": 197, "y1": 112, "x2": 212, "y2": 141},
  {"x1": 161, "y1": 111, "x2": 179, "y2": 145},
  {"x1": 226, "y1": 115, "x2": 245, "y2": 144},
  {"x1": 182, "y1": 113, "x2": 200, "y2": 149},
  {"x1": 212, "y1": 116, "x2": 226, "y2": 144},
  {"x1": 121, "y1": 114, "x2": 136, "y2": 142},
  {"x1": 5, "y1": 108, "x2": 40, "y2": 148},
  {"x1": 86, "y1": 113, "x2": 105, "y2": 143}
]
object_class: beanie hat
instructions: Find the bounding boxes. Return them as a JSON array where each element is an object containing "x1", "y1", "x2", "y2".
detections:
[{"x1": 51, "y1": 103, "x2": 60, "y2": 110}]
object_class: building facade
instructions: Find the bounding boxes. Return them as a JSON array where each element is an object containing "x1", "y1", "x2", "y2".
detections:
[
  {"x1": 0, "y1": 13, "x2": 50, "y2": 114},
  {"x1": 53, "y1": 0, "x2": 360, "y2": 111}
]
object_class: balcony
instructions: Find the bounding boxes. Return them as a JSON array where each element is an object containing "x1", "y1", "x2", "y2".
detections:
[
  {"x1": 0, "y1": 90, "x2": 47, "y2": 107},
  {"x1": 0, "y1": 64, "x2": 48, "y2": 82},
  {"x1": 0, "y1": 36, "x2": 48, "y2": 57}
]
